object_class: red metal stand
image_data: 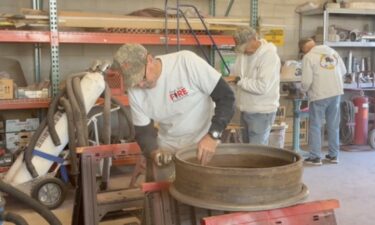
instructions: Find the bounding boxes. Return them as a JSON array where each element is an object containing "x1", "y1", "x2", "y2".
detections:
[
  {"x1": 74, "y1": 143, "x2": 143, "y2": 225},
  {"x1": 201, "y1": 199, "x2": 339, "y2": 225},
  {"x1": 0, "y1": 98, "x2": 51, "y2": 110},
  {"x1": 141, "y1": 181, "x2": 171, "y2": 193}
]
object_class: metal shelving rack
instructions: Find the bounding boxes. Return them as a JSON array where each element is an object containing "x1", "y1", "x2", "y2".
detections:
[
  {"x1": 300, "y1": 8, "x2": 375, "y2": 48},
  {"x1": 0, "y1": 0, "x2": 246, "y2": 110},
  {"x1": 0, "y1": 98, "x2": 51, "y2": 110},
  {"x1": 0, "y1": 0, "x2": 258, "y2": 109},
  {"x1": 300, "y1": 7, "x2": 375, "y2": 91}
]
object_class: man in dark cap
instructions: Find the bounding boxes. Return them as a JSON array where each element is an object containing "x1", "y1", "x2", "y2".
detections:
[{"x1": 112, "y1": 44, "x2": 235, "y2": 180}]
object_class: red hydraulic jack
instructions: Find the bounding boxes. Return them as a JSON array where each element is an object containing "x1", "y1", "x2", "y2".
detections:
[{"x1": 201, "y1": 199, "x2": 339, "y2": 225}]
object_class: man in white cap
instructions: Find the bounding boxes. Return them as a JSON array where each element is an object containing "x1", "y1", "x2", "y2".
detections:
[
  {"x1": 231, "y1": 26, "x2": 280, "y2": 145},
  {"x1": 112, "y1": 44, "x2": 235, "y2": 180}
]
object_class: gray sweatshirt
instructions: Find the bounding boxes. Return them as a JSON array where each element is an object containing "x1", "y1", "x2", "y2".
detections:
[{"x1": 234, "y1": 39, "x2": 280, "y2": 113}]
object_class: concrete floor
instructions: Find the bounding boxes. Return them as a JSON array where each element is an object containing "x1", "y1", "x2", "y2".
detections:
[
  {"x1": 302, "y1": 148, "x2": 375, "y2": 225},
  {"x1": 3, "y1": 147, "x2": 375, "y2": 225}
]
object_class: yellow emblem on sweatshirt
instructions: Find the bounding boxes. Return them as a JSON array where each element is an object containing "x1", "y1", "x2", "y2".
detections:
[{"x1": 320, "y1": 54, "x2": 338, "y2": 70}]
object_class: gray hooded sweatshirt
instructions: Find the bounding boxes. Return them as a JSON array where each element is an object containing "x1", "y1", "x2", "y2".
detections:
[{"x1": 234, "y1": 39, "x2": 280, "y2": 113}]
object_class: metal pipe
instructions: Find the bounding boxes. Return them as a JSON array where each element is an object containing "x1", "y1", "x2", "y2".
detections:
[
  {"x1": 225, "y1": 0, "x2": 235, "y2": 17},
  {"x1": 32, "y1": 0, "x2": 42, "y2": 83},
  {"x1": 49, "y1": 0, "x2": 60, "y2": 96},
  {"x1": 209, "y1": 0, "x2": 216, "y2": 16},
  {"x1": 323, "y1": 11, "x2": 329, "y2": 43},
  {"x1": 251, "y1": 0, "x2": 258, "y2": 28},
  {"x1": 348, "y1": 50, "x2": 353, "y2": 74},
  {"x1": 169, "y1": 8, "x2": 210, "y2": 62},
  {"x1": 176, "y1": 0, "x2": 180, "y2": 51},
  {"x1": 164, "y1": 0, "x2": 169, "y2": 53},
  {"x1": 179, "y1": 4, "x2": 230, "y2": 72},
  {"x1": 33, "y1": 44, "x2": 41, "y2": 83}
]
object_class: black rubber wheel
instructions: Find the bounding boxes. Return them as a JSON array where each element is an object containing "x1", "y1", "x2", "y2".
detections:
[
  {"x1": 31, "y1": 177, "x2": 67, "y2": 210},
  {"x1": 369, "y1": 129, "x2": 375, "y2": 149}
]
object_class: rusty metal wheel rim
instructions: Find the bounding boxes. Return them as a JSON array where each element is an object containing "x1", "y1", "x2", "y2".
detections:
[
  {"x1": 170, "y1": 144, "x2": 309, "y2": 211},
  {"x1": 170, "y1": 183, "x2": 309, "y2": 211}
]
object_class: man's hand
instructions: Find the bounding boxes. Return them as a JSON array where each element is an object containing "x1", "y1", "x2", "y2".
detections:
[
  {"x1": 151, "y1": 149, "x2": 173, "y2": 167},
  {"x1": 224, "y1": 75, "x2": 240, "y2": 84},
  {"x1": 197, "y1": 134, "x2": 219, "y2": 166}
]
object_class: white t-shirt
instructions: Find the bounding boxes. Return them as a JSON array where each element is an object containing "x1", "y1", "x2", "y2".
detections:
[{"x1": 128, "y1": 50, "x2": 221, "y2": 151}]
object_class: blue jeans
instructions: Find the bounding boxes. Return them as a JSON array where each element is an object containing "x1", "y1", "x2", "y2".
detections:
[
  {"x1": 308, "y1": 95, "x2": 341, "y2": 159},
  {"x1": 241, "y1": 112, "x2": 276, "y2": 145}
]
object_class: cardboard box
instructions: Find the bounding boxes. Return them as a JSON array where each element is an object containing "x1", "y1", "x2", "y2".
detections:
[
  {"x1": 5, "y1": 118, "x2": 39, "y2": 133},
  {"x1": 17, "y1": 87, "x2": 49, "y2": 99},
  {"x1": 5, "y1": 131, "x2": 33, "y2": 151},
  {"x1": 0, "y1": 79, "x2": 13, "y2": 99}
]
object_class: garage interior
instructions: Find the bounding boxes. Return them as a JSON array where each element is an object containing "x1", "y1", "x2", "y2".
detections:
[{"x1": 1, "y1": 0, "x2": 375, "y2": 225}]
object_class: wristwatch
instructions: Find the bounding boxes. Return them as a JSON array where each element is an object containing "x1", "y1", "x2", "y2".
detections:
[{"x1": 209, "y1": 130, "x2": 222, "y2": 140}]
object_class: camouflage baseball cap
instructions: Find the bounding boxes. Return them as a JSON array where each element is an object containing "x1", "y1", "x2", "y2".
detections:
[
  {"x1": 112, "y1": 44, "x2": 147, "y2": 88},
  {"x1": 233, "y1": 26, "x2": 257, "y2": 53}
]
